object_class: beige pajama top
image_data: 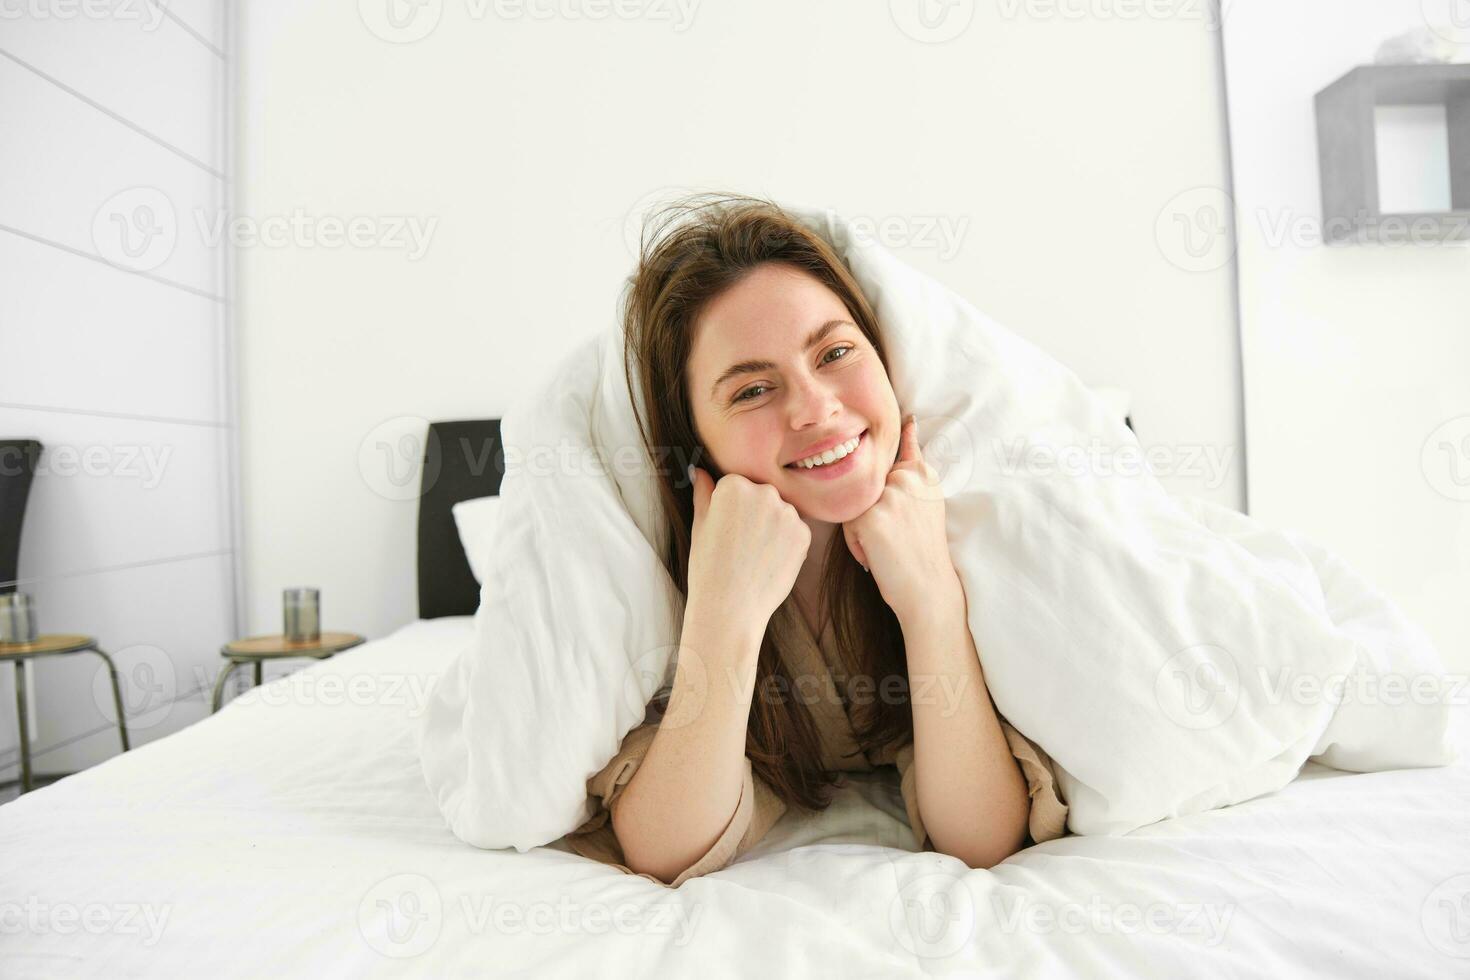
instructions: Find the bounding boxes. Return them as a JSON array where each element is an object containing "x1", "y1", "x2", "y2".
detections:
[{"x1": 561, "y1": 594, "x2": 1069, "y2": 887}]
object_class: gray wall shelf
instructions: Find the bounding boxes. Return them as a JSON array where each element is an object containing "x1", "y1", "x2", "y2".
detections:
[{"x1": 1314, "y1": 63, "x2": 1470, "y2": 244}]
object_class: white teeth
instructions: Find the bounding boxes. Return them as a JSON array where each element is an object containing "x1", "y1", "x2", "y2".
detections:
[{"x1": 796, "y1": 434, "x2": 861, "y2": 469}]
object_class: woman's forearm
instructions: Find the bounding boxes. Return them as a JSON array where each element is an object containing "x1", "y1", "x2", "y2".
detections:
[
  {"x1": 611, "y1": 599, "x2": 764, "y2": 884},
  {"x1": 902, "y1": 575, "x2": 1030, "y2": 869}
]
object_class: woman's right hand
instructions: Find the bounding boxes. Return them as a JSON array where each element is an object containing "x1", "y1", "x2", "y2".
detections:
[{"x1": 687, "y1": 465, "x2": 811, "y2": 631}]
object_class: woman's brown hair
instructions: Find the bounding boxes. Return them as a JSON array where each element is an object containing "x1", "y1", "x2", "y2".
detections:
[{"x1": 620, "y1": 191, "x2": 912, "y2": 814}]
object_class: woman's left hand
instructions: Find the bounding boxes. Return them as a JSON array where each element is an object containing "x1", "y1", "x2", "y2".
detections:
[{"x1": 842, "y1": 414, "x2": 960, "y2": 625}]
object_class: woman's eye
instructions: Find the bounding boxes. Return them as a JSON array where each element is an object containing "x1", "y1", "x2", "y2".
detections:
[{"x1": 731, "y1": 348, "x2": 852, "y2": 404}]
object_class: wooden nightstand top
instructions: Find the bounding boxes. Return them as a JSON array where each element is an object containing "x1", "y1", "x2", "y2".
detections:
[
  {"x1": 221, "y1": 631, "x2": 366, "y2": 660},
  {"x1": 0, "y1": 634, "x2": 96, "y2": 659}
]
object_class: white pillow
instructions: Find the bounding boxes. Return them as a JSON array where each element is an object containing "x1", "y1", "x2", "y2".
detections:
[
  {"x1": 451, "y1": 495, "x2": 502, "y2": 585},
  {"x1": 418, "y1": 202, "x2": 1454, "y2": 853}
]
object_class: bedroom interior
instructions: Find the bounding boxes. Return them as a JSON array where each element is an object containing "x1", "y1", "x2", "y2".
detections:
[{"x1": 2, "y1": 0, "x2": 1468, "y2": 975}]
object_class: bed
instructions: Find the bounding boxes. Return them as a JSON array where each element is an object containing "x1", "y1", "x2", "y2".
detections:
[{"x1": 2, "y1": 419, "x2": 1468, "y2": 978}]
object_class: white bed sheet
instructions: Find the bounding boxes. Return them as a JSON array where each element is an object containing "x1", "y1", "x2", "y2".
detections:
[{"x1": 3, "y1": 616, "x2": 1468, "y2": 978}]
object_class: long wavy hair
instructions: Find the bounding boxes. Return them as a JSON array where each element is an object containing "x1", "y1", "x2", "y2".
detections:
[{"x1": 620, "y1": 191, "x2": 912, "y2": 814}]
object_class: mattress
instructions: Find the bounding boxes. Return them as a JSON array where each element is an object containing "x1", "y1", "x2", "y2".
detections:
[{"x1": 2, "y1": 616, "x2": 1467, "y2": 978}]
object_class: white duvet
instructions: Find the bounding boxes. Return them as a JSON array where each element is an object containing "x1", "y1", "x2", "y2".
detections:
[
  {"x1": 417, "y1": 202, "x2": 1460, "y2": 855},
  {"x1": 3, "y1": 618, "x2": 1468, "y2": 978}
]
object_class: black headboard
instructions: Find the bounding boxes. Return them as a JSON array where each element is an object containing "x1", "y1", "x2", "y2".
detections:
[{"x1": 416, "y1": 419, "x2": 505, "y2": 619}]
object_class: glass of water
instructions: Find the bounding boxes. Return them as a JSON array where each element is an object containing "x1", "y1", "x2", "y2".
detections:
[
  {"x1": 0, "y1": 592, "x2": 37, "y2": 643},
  {"x1": 283, "y1": 587, "x2": 320, "y2": 643}
]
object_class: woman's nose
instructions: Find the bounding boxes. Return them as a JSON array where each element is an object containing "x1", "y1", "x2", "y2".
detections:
[{"x1": 788, "y1": 372, "x2": 841, "y2": 429}]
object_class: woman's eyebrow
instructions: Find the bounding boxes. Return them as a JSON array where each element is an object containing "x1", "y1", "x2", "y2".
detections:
[{"x1": 708, "y1": 319, "x2": 853, "y2": 400}]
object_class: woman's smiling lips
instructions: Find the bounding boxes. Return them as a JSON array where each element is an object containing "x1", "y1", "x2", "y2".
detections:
[{"x1": 784, "y1": 429, "x2": 867, "y2": 481}]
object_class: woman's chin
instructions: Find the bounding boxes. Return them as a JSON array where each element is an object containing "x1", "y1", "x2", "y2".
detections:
[{"x1": 788, "y1": 474, "x2": 883, "y2": 524}]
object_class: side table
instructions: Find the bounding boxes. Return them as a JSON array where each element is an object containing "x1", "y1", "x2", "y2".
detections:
[
  {"x1": 0, "y1": 634, "x2": 130, "y2": 794},
  {"x1": 210, "y1": 632, "x2": 366, "y2": 712}
]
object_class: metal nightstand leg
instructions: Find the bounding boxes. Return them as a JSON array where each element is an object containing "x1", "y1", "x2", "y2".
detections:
[
  {"x1": 211, "y1": 659, "x2": 246, "y2": 713},
  {"x1": 14, "y1": 659, "x2": 32, "y2": 794},
  {"x1": 89, "y1": 647, "x2": 131, "y2": 753}
]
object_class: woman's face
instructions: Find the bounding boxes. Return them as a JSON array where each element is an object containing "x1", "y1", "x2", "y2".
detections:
[{"x1": 686, "y1": 262, "x2": 900, "y2": 524}]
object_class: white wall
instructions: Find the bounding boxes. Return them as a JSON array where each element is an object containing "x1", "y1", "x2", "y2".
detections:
[
  {"x1": 237, "y1": 0, "x2": 1242, "y2": 642},
  {"x1": 0, "y1": 1, "x2": 238, "y2": 779},
  {"x1": 1222, "y1": 1, "x2": 1470, "y2": 674}
]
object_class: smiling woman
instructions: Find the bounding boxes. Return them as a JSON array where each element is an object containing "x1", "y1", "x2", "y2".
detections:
[{"x1": 570, "y1": 193, "x2": 1068, "y2": 886}]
